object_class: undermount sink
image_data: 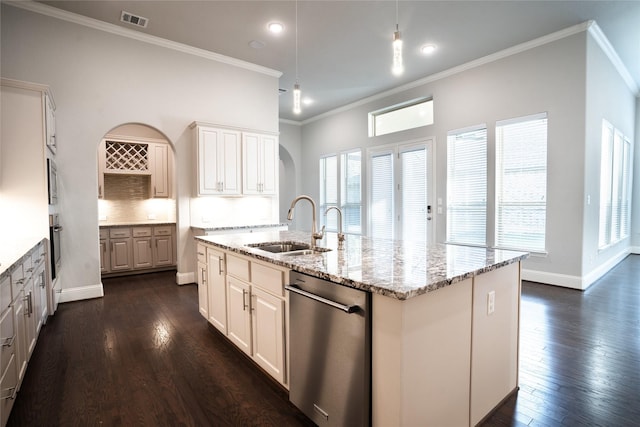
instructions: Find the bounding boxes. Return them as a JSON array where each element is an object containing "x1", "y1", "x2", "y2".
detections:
[{"x1": 247, "y1": 241, "x2": 331, "y2": 255}]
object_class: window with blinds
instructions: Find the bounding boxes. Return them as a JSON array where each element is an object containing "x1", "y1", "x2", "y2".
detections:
[
  {"x1": 598, "y1": 120, "x2": 632, "y2": 249},
  {"x1": 369, "y1": 151, "x2": 394, "y2": 240},
  {"x1": 446, "y1": 126, "x2": 487, "y2": 246},
  {"x1": 320, "y1": 151, "x2": 362, "y2": 234},
  {"x1": 495, "y1": 113, "x2": 548, "y2": 252},
  {"x1": 341, "y1": 151, "x2": 362, "y2": 234}
]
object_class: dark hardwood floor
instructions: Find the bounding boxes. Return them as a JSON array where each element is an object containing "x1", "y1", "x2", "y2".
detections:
[{"x1": 7, "y1": 255, "x2": 640, "y2": 426}]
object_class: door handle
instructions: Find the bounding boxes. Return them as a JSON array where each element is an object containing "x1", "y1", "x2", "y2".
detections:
[{"x1": 285, "y1": 285, "x2": 360, "y2": 313}]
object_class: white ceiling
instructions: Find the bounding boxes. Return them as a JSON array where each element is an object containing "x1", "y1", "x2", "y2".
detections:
[{"x1": 39, "y1": 1, "x2": 640, "y2": 122}]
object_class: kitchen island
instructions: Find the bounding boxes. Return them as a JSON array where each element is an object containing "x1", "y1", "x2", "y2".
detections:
[{"x1": 195, "y1": 230, "x2": 527, "y2": 426}]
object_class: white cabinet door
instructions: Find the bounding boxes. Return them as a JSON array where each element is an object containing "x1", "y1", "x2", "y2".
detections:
[
  {"x1": 196, "y1": 126, "x2": 241, "y2": 195},
  {"x1": 226, "y1": 276, "x2": 252, "y2": 355},
  {"x1": 242, "y1": 133, "x2": 278, "y2": 195},
  {"x1": 149, "y1": 142, "x2": 169, "y2": 198},
  {"x1": 207, "y1": 247, "x2": 227, "y2": 333},
  {"x1": 133, "y1": 237, "x2": 153, "y2": 269},
  {"x1": 197, "y1": 261, "x2": 208, "y2": 319},
  {"x1": 13, "y1": 290, "x2": 27, "y2": 384},
  {"x1": 100, "y1": 238, "x2": 110, "y2": 274},
  {"x1": 110, "y1": 238, "x2": 133, "y2": 271},
  {"x1": 23, "y1": 280, "x2": 36, "y2": 359},
  {"x1": 251, "y1": 286, "x2": 285, "y2": 383},
  {"x1": 153, "y1": 236, "x2": 173, "y2": 266}
]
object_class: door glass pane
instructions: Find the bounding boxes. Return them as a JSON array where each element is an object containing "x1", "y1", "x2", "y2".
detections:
[
  {"x1": 401, "y1": 147, "x2": 427, "y2": 243},
  {"x1": 370, "y1": 153, "x2": 394, "y2": 240}
]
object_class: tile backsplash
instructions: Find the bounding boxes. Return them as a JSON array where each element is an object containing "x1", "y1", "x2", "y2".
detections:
[{"x1": 99, "y1": 175, "x2": 176, "y2": 223}]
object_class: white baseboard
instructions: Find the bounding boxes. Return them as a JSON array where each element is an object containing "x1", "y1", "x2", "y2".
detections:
[
  {"x1": 58, "y1": 283, "x2": 104, "y2": 303},
  {"x1": 523, "y1": 247, "x2": 633, "y2": 291},
  {"x1": 176, "y1": 271, "x2": 195, "y2": 285},
  {"x1": 522, "y1": 269, "x2": 585, "y2": 290}
]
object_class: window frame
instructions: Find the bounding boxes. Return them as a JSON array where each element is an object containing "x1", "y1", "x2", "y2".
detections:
[{"x1": 319, "y1": 149, "x2": 362, "y2": 235}]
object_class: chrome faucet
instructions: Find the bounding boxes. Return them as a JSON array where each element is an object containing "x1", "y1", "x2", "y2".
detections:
[
  {"x1": 287, "y1": 195, "x2": 325, "y2": 249},
  {"x1": 325, "y1": 206, "x2": 345, "y2": 250}
]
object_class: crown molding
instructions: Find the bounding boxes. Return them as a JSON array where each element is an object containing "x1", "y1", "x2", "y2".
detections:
[
  {"x1": 587, "y1": 21, "x2": 639, "y2": 95},
  {"x1": 5, "y1": 1, "x2": 282, "y2": 78}
]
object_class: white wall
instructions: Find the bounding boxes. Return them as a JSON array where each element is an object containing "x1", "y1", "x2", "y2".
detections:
[
  {"x1": 278, "y1": 122, "x2": 303, "y2": 227},
  {"x1": 632, "y1": 96, "x2": 640, "y2": 251},
  {"x1": 1, "y1": 4, "x2": 279, "y2": 297},
  {"x1": 300, "y1": 30, "x2": 610, "y2": 287},
  {"x1": 583, "y1": 32, "x2": 638, "y2": 282}
]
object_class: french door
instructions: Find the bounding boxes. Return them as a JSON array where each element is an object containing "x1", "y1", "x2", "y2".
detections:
[{"x1": 368, "y1": 139, "x2": 434, "y2": 244}]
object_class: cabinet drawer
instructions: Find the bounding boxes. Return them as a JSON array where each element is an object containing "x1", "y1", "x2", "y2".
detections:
[
  {"x1": 153, "y1": 225, "x2": 173, "y2": 236},
  {"x1": 0, "y1": 352, "x2": 17, "y2": 426},
  {"x1": 22, "y1": 256, "x2": 33, "y2": 279},
  {"x1": 196, "y1": 243, "x2": 207, "y2": 264},
  {"x1": 99, "y1": 228, "x2": 109, "y2": 239},
  {"x1": 31, "y1": 242, "x2": 45, "y2": 267},
  {"x1": 251, "y1": 262, "x2": 285, "y2": 297},
  {"x1": 10, "y1": 265, "x2": 25, "y2": 297},
  {"x1": 132, "y1": 227, "x2": 152, "y2": 237},
  {"x1": 227, "y1": 254, "x2": 250, "y2": 282},
  {"x1": 0, "y1": 276, "x2": 11, "y2": 314},
  {"x1": 0, "y1": 307, "x2": 15, "y2": 376},
  {"x1": 109, "y1": 228, "x2": 131, "y2": 238}
]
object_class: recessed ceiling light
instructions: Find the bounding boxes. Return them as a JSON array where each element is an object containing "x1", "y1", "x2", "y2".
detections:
[
  {"x1": 302, "y1": 98, "x2": 314, "y2": 106},
  {"x1": 421, "y1": 44, "x2": 437, "y2": 55},
  {"x1": 268, "y1": 22, "x2": 284, "y2": 34}
]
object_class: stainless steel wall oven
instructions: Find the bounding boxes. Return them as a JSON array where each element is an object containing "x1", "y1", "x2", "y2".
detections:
[{"x1": 49, "y1": 214, "x2": 62, "y2": 280}]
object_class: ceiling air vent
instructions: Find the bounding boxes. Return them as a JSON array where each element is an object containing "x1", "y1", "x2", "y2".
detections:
[{"x1": 121, "y1": 11, "x2": 149, "y2": 28}]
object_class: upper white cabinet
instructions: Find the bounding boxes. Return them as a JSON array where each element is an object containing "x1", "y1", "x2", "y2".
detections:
[
  {"x1": 97, "y1": 138, "x2": 171, "y2": 199},
  {"x1": 191, "y1": 122, "x2": 279, "y2": 197},
  {"x1": 194, "y1": 125, "x2": 242, "y2": 196},
  {"x1": 243, "y1": 132, "x2": 278, "y2": 195},
  {"x1": 149, "y1": 142, "x2": 169, "y2": 198}
]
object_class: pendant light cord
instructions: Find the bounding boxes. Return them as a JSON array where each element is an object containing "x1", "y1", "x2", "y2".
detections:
[{"x1": 295, "y1": 0, "x2": 299, "y2": 85}]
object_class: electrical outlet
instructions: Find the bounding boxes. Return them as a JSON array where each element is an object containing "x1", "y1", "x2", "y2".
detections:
[
  {"x1": 487, "y1": 291, "x2": 495, "y2": 315},
  {"x1": 147, "y1": 213, "x2": 157, "y2": 220}
]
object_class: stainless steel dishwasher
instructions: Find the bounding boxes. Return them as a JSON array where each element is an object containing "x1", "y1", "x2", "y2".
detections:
[{"x1": 286, "y1": 271, "x2": 371, "y2": 427}]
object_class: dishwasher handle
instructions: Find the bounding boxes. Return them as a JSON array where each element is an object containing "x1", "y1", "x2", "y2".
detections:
[{"x1": 285, "y1": 285, "x2": 360, "y2": 314}]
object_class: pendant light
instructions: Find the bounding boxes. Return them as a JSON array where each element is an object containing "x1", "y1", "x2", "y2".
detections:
[
  {"x1": 293, "y1": 0, "x2": 302, "y2": 115},
  {"x1": 392, "y1": 0, "x2": 404, "y2": 76}
]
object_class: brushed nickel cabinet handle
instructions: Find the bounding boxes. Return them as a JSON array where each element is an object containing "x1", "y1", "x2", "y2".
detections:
[{"x1": 1, "y1": 335, "x2": 15, "y2": 348}]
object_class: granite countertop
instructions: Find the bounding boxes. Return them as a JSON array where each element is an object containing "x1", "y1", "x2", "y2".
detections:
[
  {"x1": 0, "y1": 236, "x2": 43, "y2": 277},
  {"x1": 195, "y1": 230, "x2": 528, "y2": 300},
  {"x1": 100, "y1": 221, "x2": 176, "y2": 227},
  {"x1": 191, "y1": 223, "x2": 288, "y2": 231}
]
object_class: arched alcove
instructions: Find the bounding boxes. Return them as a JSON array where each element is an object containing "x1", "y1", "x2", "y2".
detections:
[
  {"x1": 279, "y1": 145, "x2": 297, "y2": 227},
  {"x1": 97, "y1": 123, "x2": 178, "y2": 275}
]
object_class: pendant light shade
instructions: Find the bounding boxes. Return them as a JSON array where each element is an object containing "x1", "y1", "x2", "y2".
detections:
[
  {"x1": 392, "y1": 29, "x2": 403, "y2": 76},
  {"x1": 293, "y1": 83, "x2": 301, "y2": 115}
]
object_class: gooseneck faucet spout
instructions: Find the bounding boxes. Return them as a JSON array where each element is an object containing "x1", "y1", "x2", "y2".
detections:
[
  {"x1": 325, "y1": 206, "x2": 345, "y2": 250},
  {"x1": 287, "y1": 195, "x2": 325, "y2": 249}
]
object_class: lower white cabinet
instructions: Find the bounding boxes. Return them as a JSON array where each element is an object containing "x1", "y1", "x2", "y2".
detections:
[
  {"x1": 226, "y1": 276, "x2": 252, "y2": 354},
  {"x1": 1, "y1": 240, "x2": 49, "y2": 427},
  {"x1": 198, "y1": 242, "x2": 288, "y2": 386},
  {"x1": 207, "y1": 247, "x2": 227, "y2": 334},
  {"x1": 196, "y1": 244, "x2": 208, "y2": 319}
]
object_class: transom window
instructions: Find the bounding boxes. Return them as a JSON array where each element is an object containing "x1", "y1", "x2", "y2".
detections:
[{"x1": 368, "y1": 98, "x2": 434, "y2": 137}]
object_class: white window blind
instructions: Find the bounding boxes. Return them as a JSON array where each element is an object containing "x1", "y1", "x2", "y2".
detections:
[
  {"x1": 319, "y1": 155, "x2": 338, "y2": 229},
  {"x1": 370, "y1": 151, "x2": 394, "y2": 240},
  {"x1": 598, "y1": 120, "x2": 632, "y2": 248},
  {"x1": 401, "y1": 147, "x2": 428, "y2": 243},
  {"x1": 495, "y1": 113, "x2": 547, "y2": 252},
  {"x1": 340, "y1": 151, "x2": 362, "y2": 234},
  {"x1": 446, "y1": 126, "x2": 487, "y2": 246}
]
